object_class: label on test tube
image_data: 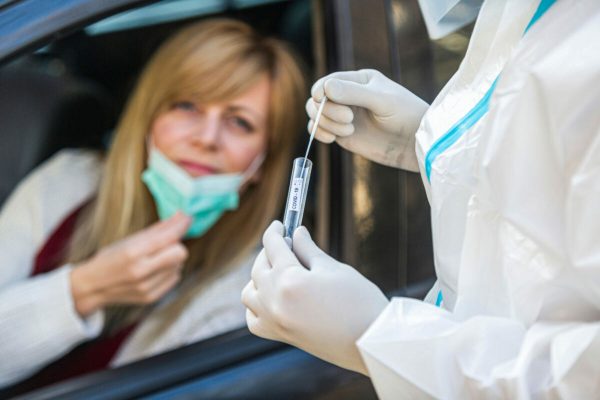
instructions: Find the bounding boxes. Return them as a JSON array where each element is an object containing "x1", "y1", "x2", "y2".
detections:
[
  {"x1": 283, "y1": 157, "x2": 312, "y2": 240},
  {"x1": 288, "y1": 178, "x2": 304, "y2": 212}
]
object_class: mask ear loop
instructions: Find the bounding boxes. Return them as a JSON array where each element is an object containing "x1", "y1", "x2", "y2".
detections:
[
  {"x1": 239, "y1": 152, "x2": 266, "y2": 191},
  {"x1": 145, "y1": 137, "x2": 155, "y2": 162}
]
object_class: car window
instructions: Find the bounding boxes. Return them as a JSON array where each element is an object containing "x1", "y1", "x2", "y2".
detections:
[
  {"x1": 86, "y1": 0, "x2": 290, "y2": 35},
  {"x1": 0, "y1": 0, "x2": 319, "y2": 395}
]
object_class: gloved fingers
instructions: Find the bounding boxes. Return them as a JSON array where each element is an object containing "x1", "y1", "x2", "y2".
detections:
[
  {"x1": 292, "y1": 226, "x2": 334, "y2": 270},
  {"x1": 306, "y1": 100, "x2": 353, "y2": 136},
  {"x1": 323, "y1": 78, "x2": 387, "y2": 114},
  {"x1": 307, "y1": 120, "x2": 336, "y2": 143},
  {"x1": 250, "y1": 249, "x2": 270, "y2": 287},
  {"x1": 243, "y1": 286, "x2": 277, "y2": 341},
  {"x1": 310, "y1": 75, "x2": 328, "y2": 102},
  {"x1": 313, "y1": 115, "x2": 354, "y2": 137},
  {"x1": 241, "y1": 280, "x2": 257, "y2": 314},
  {"x1": 242, "y1": 280, "x2": 265, "y2": 317},
  {"x1": 311, "y1": 70, "x2": 373, "y2": 101},
  {"x1": 306, "y1": 97, "x2": 354, "y2": 124},
  {"x1": 262, "y1": 221, "x2": 303, "y2": 270},
  {"x1": 245, "y1": 308, "x2": 268, "y2": 339}
]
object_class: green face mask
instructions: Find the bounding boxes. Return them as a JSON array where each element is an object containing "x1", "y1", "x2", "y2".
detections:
[{"x1": 142, "y1": 149, "x2": 251, "y2": 238}]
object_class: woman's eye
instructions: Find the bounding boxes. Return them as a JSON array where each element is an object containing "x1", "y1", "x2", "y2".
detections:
[
  {"x1": 172, "y1": 101, "x2": 197, "y2": 112},
  {"x1": 230, "y1": 116, "x2": 254, "y2": 133}
]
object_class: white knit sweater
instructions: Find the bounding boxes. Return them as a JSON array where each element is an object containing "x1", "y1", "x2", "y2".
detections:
[{"x1": 0, "y1": 149, "x2": 252, "y2": 387}]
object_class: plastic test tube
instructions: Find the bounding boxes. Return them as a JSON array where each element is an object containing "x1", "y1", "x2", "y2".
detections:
[{"x1": 283, "y1": 157, "x2": 312, "y2": 240}]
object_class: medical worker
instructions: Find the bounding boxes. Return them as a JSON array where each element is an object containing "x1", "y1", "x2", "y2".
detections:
[{"x1": 242, "y1": 0, "x2": 600, "y2": 398}]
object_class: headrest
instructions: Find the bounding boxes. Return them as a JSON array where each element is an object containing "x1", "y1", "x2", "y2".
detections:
[{"x1": 0, "y1": 64, "x2": 113, "y2": 207}]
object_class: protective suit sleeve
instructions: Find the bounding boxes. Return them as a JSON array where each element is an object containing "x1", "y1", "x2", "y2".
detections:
[
  {"x1": 358, "y1": 4, "x2": 600, "y2": 398},
  {"x1": 0, "y1": 150, "x2": 103, "y2": 387},
  {"x1": 358, "y1": 299, "x2": 599, "y2": 399}
]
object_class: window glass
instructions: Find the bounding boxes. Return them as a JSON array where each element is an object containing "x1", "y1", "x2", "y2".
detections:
[
  {"x1": 86, "y1": 0, "x2": 289, "y2": 34},
  {"x1": 390, "y1": 0, "x2": 474, "y2": 101}
]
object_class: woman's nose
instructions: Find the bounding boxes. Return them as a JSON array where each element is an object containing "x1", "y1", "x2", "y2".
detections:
[{"x1": 191, "y1": 112, "x2": 221, "y2": 149}]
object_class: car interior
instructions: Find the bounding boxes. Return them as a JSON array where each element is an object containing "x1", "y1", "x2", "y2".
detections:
[{"x1": 0, "y1": 0, "x2": 313, "y2": 210}]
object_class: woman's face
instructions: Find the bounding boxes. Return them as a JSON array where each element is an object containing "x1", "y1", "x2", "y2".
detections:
[{"x1": 151, "y1": 75, "x2": 270, "y2": 177}]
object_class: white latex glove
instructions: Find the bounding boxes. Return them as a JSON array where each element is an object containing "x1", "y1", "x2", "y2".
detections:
[
  {"x1": 242, "y1": 221, "x2": 389, "y2": 375},
  {"x1": 307, "y1": 69, "x2": 428, "y2": 172}
]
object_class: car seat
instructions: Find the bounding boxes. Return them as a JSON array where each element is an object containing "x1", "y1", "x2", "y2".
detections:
[{"x1": 0, "y1": 60, "x2": 113, "y2": 208}]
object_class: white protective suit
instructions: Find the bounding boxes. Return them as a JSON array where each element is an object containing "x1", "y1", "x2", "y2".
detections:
[{"x1": 357, "y1": 0, "x2": 600, "y2": 398}]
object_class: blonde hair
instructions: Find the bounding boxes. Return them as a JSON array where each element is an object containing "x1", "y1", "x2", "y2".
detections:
[{"x1": 68, "y1": 19, "x2": 306, "y2": 333}]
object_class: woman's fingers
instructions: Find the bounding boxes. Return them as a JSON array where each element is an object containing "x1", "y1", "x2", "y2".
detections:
[
  {"x1": 126, "y1": 212, "x2": 191, "y2": 258},
  {"x1": 145, "y1": 271, "x2": 181, "y2": 302},
  {"x1": 139, "y1": 242, "x2": 188, "y2": 278},
  {"x1": 100, "y1": 241, "x2": 186, "y2": 288},
  {"x1": 102, "y1": 267, "x2": 181, "y2": 304},
  {"x1": 74, "y1": 215, "x2": 190, "y2": 311},
  {"x1": 94, "y1": 242, "x2": 186, "y2": 306}
]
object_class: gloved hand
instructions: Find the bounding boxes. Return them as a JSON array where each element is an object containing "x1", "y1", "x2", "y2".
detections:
[
  {"x1": 307, "y1": 69, "x2": 428, "y2": 172},
  {"x1": 242, "y1": 221, "x2": 389, "y2": 375}
]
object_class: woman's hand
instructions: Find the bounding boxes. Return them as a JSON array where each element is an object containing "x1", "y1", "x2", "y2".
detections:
[
  {"x1": 307, "y1": 69, "x2": 428, "y2": 172},
  {"x1": 242, "y1": 221, "x2": 389, "y2": 375},
  {"x1": 70, "y1": 212, "x2": 191, "y2": 317}
]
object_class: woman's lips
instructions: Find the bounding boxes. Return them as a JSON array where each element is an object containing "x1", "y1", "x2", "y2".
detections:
[{"x1": 178, "y1": 160, "x2": 217, "y2": 177}]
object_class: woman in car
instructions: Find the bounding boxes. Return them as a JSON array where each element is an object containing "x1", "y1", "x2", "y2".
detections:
[{"x1": 0, "y1": 18, "x2": 306, "y2": 388}]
